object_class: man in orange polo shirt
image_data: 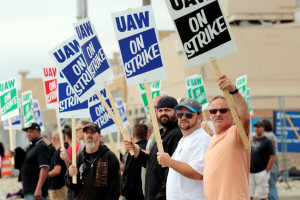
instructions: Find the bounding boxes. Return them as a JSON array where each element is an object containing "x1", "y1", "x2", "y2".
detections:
[{"x1": 204, "y1": 74, "x2": 251, "y2": 200}]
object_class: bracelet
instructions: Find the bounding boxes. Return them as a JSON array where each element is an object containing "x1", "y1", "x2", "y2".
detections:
[{"x1": 229, "y1": 88, "x2": 239, "y2": 95}]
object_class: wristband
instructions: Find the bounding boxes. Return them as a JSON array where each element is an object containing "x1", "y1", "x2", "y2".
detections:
[{"x1": 229, "y1": 88, "x2": 239, "y2": 95}]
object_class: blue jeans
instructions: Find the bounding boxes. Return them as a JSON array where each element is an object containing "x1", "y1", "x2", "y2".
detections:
[
  {"x1": 24, "y1": 194, "x2": 47, "y2": 200},
  {"x1": 268, "y1": 173, "x2": 279, "y2": 200}
]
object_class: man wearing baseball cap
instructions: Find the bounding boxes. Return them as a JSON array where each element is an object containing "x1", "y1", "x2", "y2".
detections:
[
  {"x1": 66, "y1": 123, "x2": 120, "y2": 200},
  {"x1": 124, "y1": 96, "x2": 182, "y2": 200},
  {"x1": 20, "y1": 122, "x2": 50, "y2": 200},
  {"x1": 157, "y1": 98, "x2": 210, "y2": 200}
]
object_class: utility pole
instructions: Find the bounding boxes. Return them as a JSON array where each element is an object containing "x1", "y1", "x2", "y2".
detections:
[
  {"x1": 76, "y1": 0, "x2": 88, "y2": 21},
  {"x1": 143, "y1": 0, "x2": 151, "y2": 6}
]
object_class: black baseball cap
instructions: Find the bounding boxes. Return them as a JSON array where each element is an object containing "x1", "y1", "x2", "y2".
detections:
[
  {"x1": 156, "y1": 96, "x2": 178, "y2": 110},
  {"x1": 22, "y1": 122, "x2": 41, "y2": 132},
  {"x1": 174, "y1": 98, "x2": 202, "y2": 113},
  {"x1": 83, "y1": 123, "x2": 101, "y2": 134},
  {"x1": 254, "y1": 121, "x2": 265, "y2": 127}
]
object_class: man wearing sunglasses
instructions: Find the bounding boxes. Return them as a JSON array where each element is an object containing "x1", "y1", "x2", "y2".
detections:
[
  {"x1": 66, "y1": 123, "x2": 120, "y2": 200},
  {"x1": 203, "y1": 74, "x2": 251, "y2": 200},
  {"x1": 157, "y1": 98, "x2": 210, "y2": 200},
  {"x1": 124, "y1": 96, "x2": 182, "y2": 200}
]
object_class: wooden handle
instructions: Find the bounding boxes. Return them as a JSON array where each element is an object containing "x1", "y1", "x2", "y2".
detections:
[
  {"x1": 71, "y1": 118, "x2": 77, "y2": 184},
  {"x1": 55, "y1": 109, "x2": 65, "y2": 151},
  {"x1": 211, "y1": 60, "x2": 250, "y2": 149},
  {"x1": 144, "y1": 83, "x2": 164, "y2": 153},
  {"x1": 96, "y1": 92, "x2": 134, "y2": 155},
  {"x1": 8, "y1": 118, "x2": 15, "y2": 165}
]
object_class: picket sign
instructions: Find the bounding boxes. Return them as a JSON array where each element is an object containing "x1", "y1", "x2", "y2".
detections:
[
  {"x1": 95, "y1": 91, "x2": 134, "y2": 155},
  {"x1": 8, "y1": 118, "x2": 14, "y2": 165},
  {"x1": 73, "y1": 18, "x2": 114, "y2": 83},
  {"x1": 211, "y1": 60, "x2": 250, "y2": 149},
  {"x1": 42, "y1": 66, "x2": 58, "y2": 109},
  {"x1": 165, "y1": 0, "x2": 249, "y2": 149},
  {"x1": 0, "y1": 77, "x2": 19, "y2": 164},
  {"x1": 71, "y1": 118, "x2": 77, "y2": 184},
  {"x1": 246, "y1": 88, "x2": 254, "y2": 116},
  {"x1": 55, "y1": 109, "x2": 65, "y2": 151},
  {"x1": 112, "y1": 6, "x2": 166, "y2": 155},
  {"x1": 144, "y1": 83, "x2": 164, "y2": 153}
]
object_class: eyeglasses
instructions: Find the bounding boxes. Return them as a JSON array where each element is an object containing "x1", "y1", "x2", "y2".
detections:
[
  {"x1": 177, "y1": 112, "x2": 197, "y2": 119},
  {"x1": 209, "y1": 108, "x2": 230, "y2": 114}
]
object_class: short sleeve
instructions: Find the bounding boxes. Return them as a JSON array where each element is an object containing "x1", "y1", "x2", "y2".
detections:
[
  {"x1": 187, "y1": 134, "x2": 210, "y2": 175},
  {"x1": 67, "y1": 146, "x2": 72, "y2": 160},
  {"x1": 37, "y1": 144, "x2": 50, "y2": 168},
  {"x1": 54, "y1": 149, "x2": 65, "y2": 167},
  {"x1": 267, "y1": 139, "x2": 275, "y2": 155}
]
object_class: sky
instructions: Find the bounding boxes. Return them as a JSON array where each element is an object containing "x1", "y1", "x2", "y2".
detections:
[{"x1": 0, "y1": 0, "x2": 174, "y2": 86}]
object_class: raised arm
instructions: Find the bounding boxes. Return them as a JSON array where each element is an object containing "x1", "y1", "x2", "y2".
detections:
[{"x1": 217, "y1": 74, "x2": 250, "y2": 135}]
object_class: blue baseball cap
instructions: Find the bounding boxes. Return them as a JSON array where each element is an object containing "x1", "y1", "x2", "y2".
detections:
[{"x1": 174, "y1": 98, "x2": 202, "y2": 113}]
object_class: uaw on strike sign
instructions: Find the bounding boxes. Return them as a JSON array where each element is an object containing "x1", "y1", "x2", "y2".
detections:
[
  {"x1": 0, "y1": 78, "x2": 19, "y2": 121},
  {"x1": 73, "y1": 18, "x2": 114, "y2": 83},
  {"x1": 111, "y1": 5, "x2": 167, "y2": 85},
  {"x1": 165, "y1": 0, "x2": 237, "y2": 66},
  {"x1": 49, "y1": 35, "x2": 100, "y2": 102},
  {"x1": 43, "y1": 66, "x2": 58, "y2": 109},
  {"x1": 89, "y1": 88, "x2": 118, "y2": 135}
]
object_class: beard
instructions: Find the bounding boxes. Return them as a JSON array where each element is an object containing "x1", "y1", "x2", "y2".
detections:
[
  {"x1": 85, "y1": 139, "x2": 96, "y2": 149},
  {"x1": 159, "y1": 114, "x2": 177, "y2": 127},
  {"x1": 179, "y1": 119, "x2": 198, "y2": 130}
]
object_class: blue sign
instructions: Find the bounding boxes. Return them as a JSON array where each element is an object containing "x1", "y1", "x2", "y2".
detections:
[
  {"x1": 49, "y1": 35, "x2": 100, "y2": 102},
  {"x1": 32, "y1": 100, "x2": 44, "y2": 131},
  {"x1": 73, "y1": 18, "x2": 114, "y2": 83},
  {"x1": 4, "y1": 107, "x2": 22, "y2": 130},
  {"x1": 274, "y1": 111, "x2": 300, "y2": 153},
  {"x1": 60, "y1": 118, "x2": 67, "y2": 129},
  {"x1": 112, "y1": 6, "x2": 167, "y2": 85},
  {"x1": 89, "y1": 89, "x2": 118, "y2": 135},
  {"x1": 119, "y1": 29, "x2": 163, "y2": 79},
  {"x1": 115, "y1": 98, "x2": 128, "y2": 125},
  {"x1": 57, "y1": 74, "x2": 90, "y2": 119}
]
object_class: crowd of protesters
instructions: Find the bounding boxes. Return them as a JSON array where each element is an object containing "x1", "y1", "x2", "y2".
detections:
[{"x1": 2, "y1": 74, "x2": 280, "y2": 200}]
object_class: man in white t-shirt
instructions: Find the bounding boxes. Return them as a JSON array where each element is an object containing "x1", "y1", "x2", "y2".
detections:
[{"x1": 157, "y1": 98, "x2": 210, "y2": 200}]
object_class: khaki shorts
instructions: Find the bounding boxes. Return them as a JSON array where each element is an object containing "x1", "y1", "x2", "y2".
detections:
[
  {"x1": 249, "y1": 170, "x2": 270, "y2": 199},
  {"x1": 49, "y1": 186, "x2": 67, "y2": 200}
]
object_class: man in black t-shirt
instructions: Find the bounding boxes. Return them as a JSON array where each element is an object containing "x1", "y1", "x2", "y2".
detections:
[
  {"x1": 250, "y1": 121, "x2": 275, "y2": 200},
  {"x1": 48, "y1": 131, "x2": 67, "y2": 200},
  {"x1": 21, "y1": 122, "x2": 50, "y2": 200}
]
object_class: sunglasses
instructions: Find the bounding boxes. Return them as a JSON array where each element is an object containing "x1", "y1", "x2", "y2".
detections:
[
  {"x1": 177, "y1": 112, "x2": 197, "y2": 119},
  {"x1": 209, "y1": 108, "x2": 230, "y2": 114}
]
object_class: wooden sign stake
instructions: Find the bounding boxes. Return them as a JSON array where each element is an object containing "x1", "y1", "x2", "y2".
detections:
[
  {"x1": 96, "y1": 92, "x2": 134, "y2": 155},
  {"x1": 8, "y1": 118, "x2": 15, "y2": 165},
  {"x1": 144, "y1": 83, "x2": 164, "y2": 153},
  {"x1": 211, "y1": 60, "x2": 250, "y2": 149},
  {"x1": 71, "y1": 118, "x2": 77, "y2": 184}
]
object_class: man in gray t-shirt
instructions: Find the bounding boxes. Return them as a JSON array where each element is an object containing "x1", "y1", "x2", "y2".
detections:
[{"x1": 263, "y1": 119, "x2": 278, "y2": 200}]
